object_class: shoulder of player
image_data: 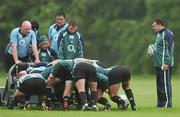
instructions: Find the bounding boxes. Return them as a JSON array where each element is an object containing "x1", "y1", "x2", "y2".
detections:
[
  {"x1": 11, "y1": 27, "x2": 19, "y2": 33},
  {"x1": 76, "y1": 31, "x2": 81, "y2": 36},
  {"x1": 49, "y1": 24, "x2": 56, "y2": 30}
]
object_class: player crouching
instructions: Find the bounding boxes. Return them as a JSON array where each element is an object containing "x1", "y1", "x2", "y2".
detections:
[{"x1": 13, "y1": 71, "x2": 49, "y2": 110}]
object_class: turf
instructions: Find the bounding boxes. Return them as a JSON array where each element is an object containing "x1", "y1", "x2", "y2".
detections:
[
  {"x1": 0, "y1": 72, "x2": 7, "y2": 86},
  {"x1": 0, "y1": 74, "x2": 180, "y2": 117}
]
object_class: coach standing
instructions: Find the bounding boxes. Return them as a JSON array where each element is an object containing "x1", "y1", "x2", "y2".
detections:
[
  {"x1": 58, "y1": 20, "x2": 84, "y2": 60},
  {"x1": 48, "y1": 11, "x2": 69, "y2": 55},
  {"x1": 5, "y1": 21, "x2": 40, "y2": 71},
  {"x1": 148, "y1": 18, "x2": 174, "y2": 108}
]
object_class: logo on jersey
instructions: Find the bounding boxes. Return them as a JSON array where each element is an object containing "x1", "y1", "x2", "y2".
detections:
[
  {"x1": 69, "y1": 35, "x2": 74, "y2": 39},
  {"x1": 41, "y1": 52, "x2": 47, "y2": 57},
  {"x1": 68, "y1": 45, "x2": 75, "y2": 52},
  {"x1": 53, "y1": 34, "x2": 58, "y2": 41},
  {"x1": 19, "y1": 40, "x2": 26, "y2": 46}
]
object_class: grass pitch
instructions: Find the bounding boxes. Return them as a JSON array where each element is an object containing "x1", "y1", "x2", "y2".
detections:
[{"x1": 0, "y1": 74, "x2": 180, "y2": 117}]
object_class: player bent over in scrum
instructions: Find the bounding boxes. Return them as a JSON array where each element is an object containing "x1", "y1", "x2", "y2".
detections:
[
  {"x1": 97, "y1": 66, "x2": 137, "y2": 111},
  {"x1": 74, "y1": 58, "x2": 136, "y2": 111},
  {"x1": 48, "y1": 60, "x2": 98, "y2": 111},
  {"x1": 45, "y1": 62, "x2": 74, "y2": 110},
  {"x1": 13, "y1": 72, "x2": 48, "y2": 110},
  {"x1": 73, "y1": 62, "x2": 98, "y2": 111}
]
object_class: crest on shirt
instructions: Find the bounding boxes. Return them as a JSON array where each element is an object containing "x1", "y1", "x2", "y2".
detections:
[
  {"x1": 53, "y1": 34, "x2": 58, "y2": 41},
  {"x1": 69, "y1": 35, "x2": 74, "y2": 39},
  {"x1": 41, "y1": 52, "x2": 47, "y2": 57},
  {"x1": 19, "y1": 40, "x2": 25, "y2": 46}
]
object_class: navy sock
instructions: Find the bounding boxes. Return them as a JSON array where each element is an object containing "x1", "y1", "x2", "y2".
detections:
[
  {"x1": 79, "y1": 91, "x2": 87, "y2": 105},
  {"x1": 14, "y1": 95, "x2": 26, "y2": 105},
  {"x1": 111, "y1": 95, "x2": 125, "y2": 105},
  {"x1": 98, "y1": 97, "x2": 109, "y2": 106},
  {"x1": 91, "y1": 91, "x2": 97, "y2": 105},
  {"x1": 125, "y1": 89, "x2": 136, "y2": 107}
]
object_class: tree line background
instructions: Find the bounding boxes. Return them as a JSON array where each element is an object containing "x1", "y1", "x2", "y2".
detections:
[{"x1": 0, "y1": 0, "x2": 179, "y2": 74}]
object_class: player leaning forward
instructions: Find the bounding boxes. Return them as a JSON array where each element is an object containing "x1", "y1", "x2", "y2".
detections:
[
  {"x1": 47, "y1": 60, "x2": 99, "y2": 111},
  {"x1": 74, "y1": 58, "x2": 137, "y2": 111}
]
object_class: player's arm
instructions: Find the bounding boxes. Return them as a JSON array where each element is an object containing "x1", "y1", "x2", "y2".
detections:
[
  {"x1": 11, "y1": 43, "x2": 21, "y2": 64},
  {"x1": 74, "y1": 58, "x2": 95, "y2": 63},
  {"x1": 31, "y1": 31, "x2": 40, "y2": 63},
  {"x1": 58, "y1": 38, "x2": 64, "y2": 59},
  {"x1": 76, "y1": 39, "x2": 84, "y2": 58},
  {"x1": 97, "y1": 73, "x2": 109, "y2": 92},
  {"x1": 10, "y1": 30, "x2": 21, "y2": 64},
  {"x1": 32, "y1": 43, "x2": 40, "y2": 63},
  {"x1": 48, "y1": 27, "x2": 53, "y2": 46},
  {"x1": 162, "y1": 31, "x2": 173, "y2": 70}
]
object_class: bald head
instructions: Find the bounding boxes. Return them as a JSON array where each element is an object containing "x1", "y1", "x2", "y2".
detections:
[
  {"x1": 21, "y1": 21, "x2": 32, "y2": 29},
  {"x1": 20, "y1": 21, "x2": 32, "y2": 36}
]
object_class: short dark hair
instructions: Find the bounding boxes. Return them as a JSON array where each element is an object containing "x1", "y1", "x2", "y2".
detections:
[
  {"x1": 153, "y1": 18, "x2": 165, "y2": 26},
  {"x1": 69, "y1": 20, "x2": 77, "y2": 27},
  {"x1": 31, "y1": 20, "x2": 39, "y2": 31},
  {"x1": 56, "y1": 10, "x2": 66, "y2": 18}
]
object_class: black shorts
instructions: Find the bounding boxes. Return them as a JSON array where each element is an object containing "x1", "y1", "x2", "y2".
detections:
[
  {"x1": 108, "y1": 67, "x2": 131, "y2": 85},
  {"x1": 18, "y1": 78, "x2": 46, "y2": 96},
  {"x1": 73, "y1": 62, "x2": 97, "y2": 83},
  {"x1": 54, "y1": 64, "x2": 73, "y2": 81},
  {"x1": 60, "y1": 69, "x2": 73, "y2": 81}
]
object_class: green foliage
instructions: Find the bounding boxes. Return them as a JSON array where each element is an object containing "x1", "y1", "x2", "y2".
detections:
[{"x1": 0, "y1": 0, "x2": 179, "y2": 74}]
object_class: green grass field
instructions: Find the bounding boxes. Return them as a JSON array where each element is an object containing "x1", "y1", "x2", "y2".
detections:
[
  {"x1": 0, "y1": 72, "x2": 7, "y2": 86},
  {"x1": 0, "y1": 73, "x2": 180, "y2": 117}
]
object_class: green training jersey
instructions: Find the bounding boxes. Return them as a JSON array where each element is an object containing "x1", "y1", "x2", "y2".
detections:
[
  {"x1": 58, "y1": 31, "x2": 83, "y2": 59},
  {"x1": 51, "y1": 60, "x2": 74, "y2": 77},
  {"x1": 41, "y1": 66, "x2": 53, "y2": 80},
  {"x1": 153, "y1": 28, "x2": 174, "y2": 67},
  {"x1": 93, "y1": 62, "x2": 109, "y2": 91}
]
